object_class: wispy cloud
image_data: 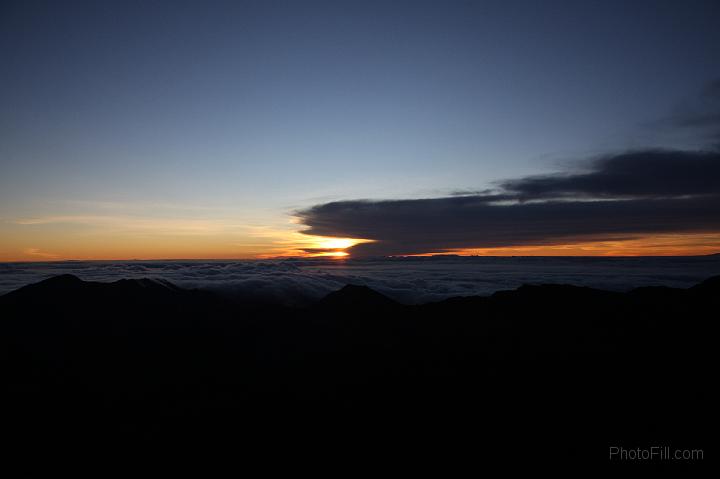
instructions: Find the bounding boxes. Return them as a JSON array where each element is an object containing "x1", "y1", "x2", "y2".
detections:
[
  {"x1": 663, "y1": 78, "x2": 720, "y2": 147},
  {"x1": 14, "y1": 215, "x2": 243, "y2": 236},
  {"x1": 23, "y1": 248, "x2": 60, "y2": 259}
]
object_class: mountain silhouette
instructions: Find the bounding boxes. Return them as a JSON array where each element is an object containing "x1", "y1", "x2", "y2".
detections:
[
  {"x1": 690, "y1": 274, "x2": 720, "y2": 294},
  {"x1": 4, "y1": 273, "x2": 189, "y2": 303},
  {"x1": 315, "y1": 283, "x2": 398, "y2": 310},
  {"x1": 1, "y1": 274, "x2": 715, "y2": 470}
]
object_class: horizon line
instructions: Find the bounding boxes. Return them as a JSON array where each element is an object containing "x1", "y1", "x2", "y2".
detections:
[{"x1": 1, "y1": 252, "x2": 718, "y2": 263}]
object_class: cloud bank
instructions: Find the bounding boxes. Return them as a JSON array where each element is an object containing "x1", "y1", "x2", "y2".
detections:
[
  {"x1": 296, "y1": 80, "x2": 720, "y2": 257},
  {"x1": 1, "y1": 257, "x2": 719, "y2": 305},
  {"x1": 298, "y1": 148, "x2": 720, "y2": 257},
  {"x1": 499, "y1": 149, "x2": 720, "y2": 201}
]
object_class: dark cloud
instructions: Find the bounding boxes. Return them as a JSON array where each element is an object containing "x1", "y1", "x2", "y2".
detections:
[
  {"x1": 665, "y1": 78, "x2": 720, "y2": 146},
  {"x1": 298, "y1": 79, "x2": 720, "y2": 256},
  {"x1": 500, "y1": 149, "x2": 720, "y2": 200},
  {"x1": 674, "y1": 112, "x2": 720, "y2": 129},
  {"x1": 298, "y1": 148, "x2": 720, "y2": 257}
]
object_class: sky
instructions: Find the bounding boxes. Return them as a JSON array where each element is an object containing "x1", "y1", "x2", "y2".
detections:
[{"x1": 1, "y1": 0, "x2": 720, "y2": 260}]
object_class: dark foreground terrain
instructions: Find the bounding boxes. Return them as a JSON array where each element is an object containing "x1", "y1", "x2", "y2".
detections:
[{"x1": 2, "y1": 274, "x2": 714, "y2": 472}]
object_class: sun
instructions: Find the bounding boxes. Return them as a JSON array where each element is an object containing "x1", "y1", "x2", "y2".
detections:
[
  {"x1": 320, "y1": 251, "x2": 350, "y2": 258},
  {"x1": 256, "y1": 232, "x2": 374, "y2": 259},
  {"x1": 306, "y1": 236, "x2": 373, "y2": 258},
  {"x1": 314, "y1": 238, "x2": 358, "y2": 250}
]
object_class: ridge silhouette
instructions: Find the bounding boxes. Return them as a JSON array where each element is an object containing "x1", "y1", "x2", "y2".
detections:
[
  {"x1": 315, "y1": 283, "x2": 399, "y2": 309},
  {"x1": 1, "y1": 274, "x2": 714, "y2": 470}
]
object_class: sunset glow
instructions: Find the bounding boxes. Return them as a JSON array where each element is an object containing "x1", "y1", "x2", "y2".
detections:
[
  {"x1": 258, "y1": 233, "x2": 374, "y2": 259},
  {"x1": 3, "y1": 3, "x2": 717, "y2": 468},
  {"x1": 1, "y1": 2, "x2": 719, "y2": 263},
  {"x1": 3, "y1": 226, "x2": 718, "y2": 262},
  {"x1": 0, "y1": 213, "x2": 376, "y2": 261},
  {"x1": 398, "y1": 234, "x2": 720, "y2": 258}
]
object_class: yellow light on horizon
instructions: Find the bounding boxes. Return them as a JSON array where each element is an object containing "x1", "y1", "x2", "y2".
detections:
[
  {"x1": 301, "y1": 236, "x2": 372, "y2": 258},
  {"x1": 313, "y1": 237, "x2": 358, "y2": 250},
  {"x1": 315, "y1": 251, "x2": 350, "y2": 258},
  {"x1": 255, "y1": 233, "x2": 374, "y2": 259}
]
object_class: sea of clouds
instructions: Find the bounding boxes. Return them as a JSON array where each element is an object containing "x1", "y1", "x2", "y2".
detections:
[{"x1": 1, "y1": 256, "x2": 719, "y2": 305}]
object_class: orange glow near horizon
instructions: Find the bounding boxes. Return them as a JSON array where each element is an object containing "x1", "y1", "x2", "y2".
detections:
[
  {"x1": 402, "y1": 233, "x2": 720, "y2": 257},
  {"x1": 318, "y1": 251, "x2": 350, "y2": 258},
  {"x1": 0, "y1": 212, "x2": 377, "y2": 261},
  {"x1": 2, "y1": 215, "x2": 719, "y2": 262},
  {"x1": 257, "y1": 234, "x2": 373, "y2": 259}
]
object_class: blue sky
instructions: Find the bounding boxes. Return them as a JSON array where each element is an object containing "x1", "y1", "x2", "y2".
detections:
[{"x1": 2, "y1": 0, "x2": 719, "y2": 259}]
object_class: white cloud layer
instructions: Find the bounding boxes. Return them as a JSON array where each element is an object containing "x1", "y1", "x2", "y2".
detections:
[{"x1": 2, "y1": 256, "x2": 719, "y2": 305}]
